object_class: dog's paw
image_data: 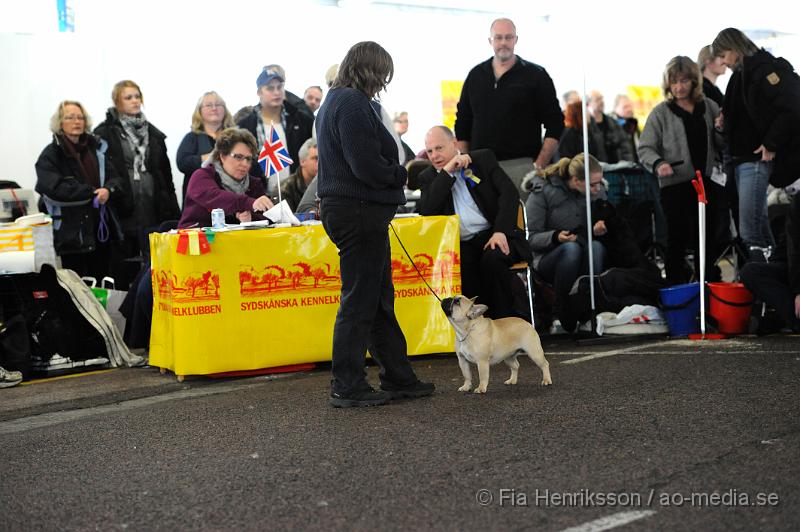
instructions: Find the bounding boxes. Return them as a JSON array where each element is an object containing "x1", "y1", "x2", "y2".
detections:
[
  {"x1": 504, "y1": 378, "x2": 517, "y2": 385},
  {"x1": 472, "y1": 387, "x2": 486, "y2": 394},
  {"x1": 541, "y1": 377, "x2": 552, "y2": 386},
  {"x1": 458, "y1": 383, "x2": 472, "y2": 392}
]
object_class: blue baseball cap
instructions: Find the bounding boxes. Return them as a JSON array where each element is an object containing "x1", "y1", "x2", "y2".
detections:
[{"x1": 257, "y1": 68, "x2": 285, "y2": 88}]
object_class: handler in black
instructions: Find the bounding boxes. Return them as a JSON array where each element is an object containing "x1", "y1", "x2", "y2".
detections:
[
  {"x1": 316, "y1": 41, "x2": 435, "y2": 408},
  {"x1": 418, "y1": 125, "x2": 530, "y2": 320}
]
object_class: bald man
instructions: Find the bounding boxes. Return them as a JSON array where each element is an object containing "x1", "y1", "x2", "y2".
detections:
[
  {"x1": 418, "y1": 125, "x2": 530, "y2": 319},
  {"x1": 454, "y1": 18, "x2": 564, "y2": 192}
]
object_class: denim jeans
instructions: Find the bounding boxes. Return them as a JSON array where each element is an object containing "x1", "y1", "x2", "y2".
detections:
[
  {"x1": 735, "y1": 161, "x2": 775, "y2": 260},
  {"x1": 320, "y1": 198, "x2": 418, "y2": 395},
  {"x1": 537, "y1": 240, "x2": 606, "y2": 314}
]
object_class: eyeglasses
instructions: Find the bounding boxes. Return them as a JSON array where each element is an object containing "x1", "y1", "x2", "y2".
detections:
[
  {"x1": 229, "y1": 153, "x2": 254, "y2": 163},
  {"x1": 590, "y1": 181, "x2": 604, "y2": 189},
  {"x1": 63, "y1": 115, "x2": 85, "y2": 121},
  {"x1": 491, "y1": 34, "x2": 516, "y2": 42},
  {"x1": 202, "y1": 102, "x2": 225, "y2": 109}
]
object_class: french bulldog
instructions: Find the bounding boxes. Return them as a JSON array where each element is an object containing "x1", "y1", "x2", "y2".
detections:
[{"x1": 441, "y1": 295, "x2": 552, "y2": 393}]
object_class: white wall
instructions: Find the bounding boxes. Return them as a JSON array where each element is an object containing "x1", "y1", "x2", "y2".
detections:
[{"x1": 1, "y1": 0, "x2": 797, "y2": 199}]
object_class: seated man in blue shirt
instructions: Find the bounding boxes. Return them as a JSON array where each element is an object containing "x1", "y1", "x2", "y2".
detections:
[{"x1": 418, "y1": 125, "x2": 530, "y2": 319}]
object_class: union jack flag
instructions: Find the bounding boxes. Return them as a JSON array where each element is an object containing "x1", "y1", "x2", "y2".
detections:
[{"x1": 258, "y1": 124, "x2": 293, "y2": 177}]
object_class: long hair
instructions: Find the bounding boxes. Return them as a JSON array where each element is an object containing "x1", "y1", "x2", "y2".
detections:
[
  {"x1": 190, "y1": 91, "x2": 234, "y2": 133},
  {"x1": 542, "y1": 153, "x2": 601, "y2": 182},
  {"x1": 711, "y1": 28, "x2": 759, "y2": 66},
  {"x1": 49, "y1": 100, "x2": 93, "y2": 134},
  {"x1": 111, "y1": 80, "x2": 143, "y2": 109},
  {"x1": 662, "y1": 56, "x2": 703, "y2": 102},
  {"x1": 332, "y1": 41, "x2": 394, "y2": 99},
  {"x1": 564, "y1": 100, "x2": 583, "y2": 130}
]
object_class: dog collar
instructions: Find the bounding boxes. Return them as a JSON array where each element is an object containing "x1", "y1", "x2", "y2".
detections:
[{"x1": 455, "y1": 321, "x2": 478, "y2": 343}]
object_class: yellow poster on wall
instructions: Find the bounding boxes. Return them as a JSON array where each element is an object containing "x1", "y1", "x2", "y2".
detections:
[
  {"x1": 149, "y1": 216, "x2": 461, "y2": 376},
  {"x1": 441, "y1": 80, "x2": 464, "y2": 131},
  {"x1": 627, "y1": 85, "x2": 663, "y2": 127}
]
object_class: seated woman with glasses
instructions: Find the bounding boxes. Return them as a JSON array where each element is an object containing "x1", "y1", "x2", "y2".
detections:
[
  {"x1": 523, "y1": 153, "x2": 607, "y2": 332},
  {"x1": 35, "y1": 100, "x2": 131, "y2": 279},
  {"x1": 176, "y1": 91, "x2": 235, "y2": 202},
  {"x1": 179, "y1": 127, "x2": 274, "y2": 228}
]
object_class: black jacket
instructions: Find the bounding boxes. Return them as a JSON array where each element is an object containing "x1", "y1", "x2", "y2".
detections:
[
  {"x1": 237, "y1": 99, "x2": 314, "y2": 178},
  {"x1": 454, "y1": 56, "x2": 564, "y2": 161},
  {"x1": 417, "y1": 148, "x2": 530, "y2": 262},
  {"x1": 176, "y1": 131, "x2": 215, "y2": 201},
  {"x1": 725, "y1": 50, "x2": 800, "y2": 186},
  {"x1": 35, "y1": 134, "x2": 130, "y2": 255},
  {"x1": 94, "y1": 110, "x2": 181, "y2": 224}
]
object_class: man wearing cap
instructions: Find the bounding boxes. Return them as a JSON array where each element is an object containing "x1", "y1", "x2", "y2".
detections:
[
  {"x1": 454, "y1": 18, "x2": 563, "y2": 193},
  {"x1": 238, "y1": 67, "x2": 314, "y2": 196}
]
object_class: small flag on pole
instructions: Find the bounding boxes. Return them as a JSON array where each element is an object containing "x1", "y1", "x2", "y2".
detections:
[{"x1": 258, "y1": 124, "x2": 293, "y2": 177}]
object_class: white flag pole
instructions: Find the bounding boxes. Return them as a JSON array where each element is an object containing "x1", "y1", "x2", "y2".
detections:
[
  {"x1": 270, "y1": 121, "x2": 286, "y2": 221},
  {"x1": 695, "y1": 172, "x2": 707, "y2": 337},
  {"x1": 581, "y1": 74, "x2": 597, "y2": 324}
]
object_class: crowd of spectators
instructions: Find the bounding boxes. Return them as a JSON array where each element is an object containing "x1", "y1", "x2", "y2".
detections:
[{"x1": 29, "y1": 21, "x2": 800, "y2": 344}]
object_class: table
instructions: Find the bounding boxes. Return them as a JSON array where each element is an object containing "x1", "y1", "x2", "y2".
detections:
[{"x1": 149, "y1": 216, "x2": 460, "y2": 376}]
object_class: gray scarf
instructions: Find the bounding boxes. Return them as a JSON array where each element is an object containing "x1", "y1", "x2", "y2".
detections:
[
  {"x1": 118, "y1": 111, "x2": 150, "y2": 181},
  {"x1": 214, "y1": 161, "x2": 250, "y2": 195}
]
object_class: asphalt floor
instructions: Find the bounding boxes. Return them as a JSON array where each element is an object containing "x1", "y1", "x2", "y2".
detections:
[{"x1": 1, "y1": 333, "x2": 798, "y2": 531}]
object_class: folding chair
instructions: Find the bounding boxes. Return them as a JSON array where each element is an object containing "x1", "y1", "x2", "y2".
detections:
[{"x1": 510, "y1": 199, "x2": 535, "y2": 328}]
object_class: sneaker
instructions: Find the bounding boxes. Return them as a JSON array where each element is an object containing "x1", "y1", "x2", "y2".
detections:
[
  {"x1": 329, "y1": 387, "x2": 390, "y2": 408},
  {"x1": 0, "y1": 367, "x2": 23, "y2": 389},
  {"x1": 380, "y1": 380, "x2": 435, "y2": 400}
]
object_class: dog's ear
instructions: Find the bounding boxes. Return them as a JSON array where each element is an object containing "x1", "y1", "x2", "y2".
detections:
[{"x1": 467, "y1": 304, "x2": 489, "y2": 320}]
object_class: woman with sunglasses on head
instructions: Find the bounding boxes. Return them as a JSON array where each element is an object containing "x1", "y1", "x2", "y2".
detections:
[
  {"x1": 179, "y1": 127, "x2": 273, "y2": 228},
  {"x1": 94, "y1": 80, "x2": 181, "y2": 288},
  {"x1": 176, "y1": 91, "x2": 235, "y2": 202}
]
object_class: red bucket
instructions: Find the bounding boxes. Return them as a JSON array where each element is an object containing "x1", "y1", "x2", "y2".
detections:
[{"x1": 708, "y1": 282, "x2": 753, "y2": 335}]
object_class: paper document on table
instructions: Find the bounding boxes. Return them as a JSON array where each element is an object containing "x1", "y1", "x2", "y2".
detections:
[{"x1": 263, "y1": 200, "x2": 301, "y2": 226}]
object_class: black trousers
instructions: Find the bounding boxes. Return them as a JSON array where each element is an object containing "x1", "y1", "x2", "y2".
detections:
[
  {"x1": 660, "y1": 180, "x2": 725, "y2": 285},
  {"x1": 321, "y1": 198, "x2": 418, "y2": 396},
  {"x1": 459, "y1": 230, "x2": 521, "y2": 319},
  {"x1": 740, "y1": 261, "x2": 800, "y2": 330}
]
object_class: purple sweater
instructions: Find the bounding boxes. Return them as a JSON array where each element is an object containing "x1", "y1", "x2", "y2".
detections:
[{"x1": 179, "y1": 165, "x2": 266, "y2": 228}]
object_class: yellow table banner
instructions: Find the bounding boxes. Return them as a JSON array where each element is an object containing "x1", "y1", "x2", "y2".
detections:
[{"x1": 149, "y1": 216, "x2": 460, "y2": 376}]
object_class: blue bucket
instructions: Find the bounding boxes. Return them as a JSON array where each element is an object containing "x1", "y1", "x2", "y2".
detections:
[{"x1": 659, "y1": 282, "x2": 700, "y2": 337}]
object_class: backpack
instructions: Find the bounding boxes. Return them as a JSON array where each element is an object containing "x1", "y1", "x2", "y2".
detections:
[{"x1": 566, "y1": 266, "x2": 668, "y2": 325}]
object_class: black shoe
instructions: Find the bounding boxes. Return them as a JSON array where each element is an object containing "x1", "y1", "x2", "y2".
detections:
[
  {"x1": 329, "y1": 388, "x2": 390, "y2": 408},
  {"x1": 380, "y1": 380, "x2": 435, "y2": 400}
]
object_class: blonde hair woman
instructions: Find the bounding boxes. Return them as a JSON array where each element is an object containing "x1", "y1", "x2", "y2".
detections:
[
  {"x1": 524, "y1": 153, "x2": 606, "y2": 332},
  {"x1": 176, "y1": 91, "x2": 234, "y2": 200}
]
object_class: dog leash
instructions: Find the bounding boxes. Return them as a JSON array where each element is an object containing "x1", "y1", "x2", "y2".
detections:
[
  {"x1": 453, "y1": 321, "x2": 478, "y2": 343},
  {"x1": 389, "y1": 222, "x2": 442, "y2": 303}
]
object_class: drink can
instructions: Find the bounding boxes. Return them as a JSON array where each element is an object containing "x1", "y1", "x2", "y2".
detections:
[{"x1": 211, "y1": 208, "x2": 225, "y2": 229}]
